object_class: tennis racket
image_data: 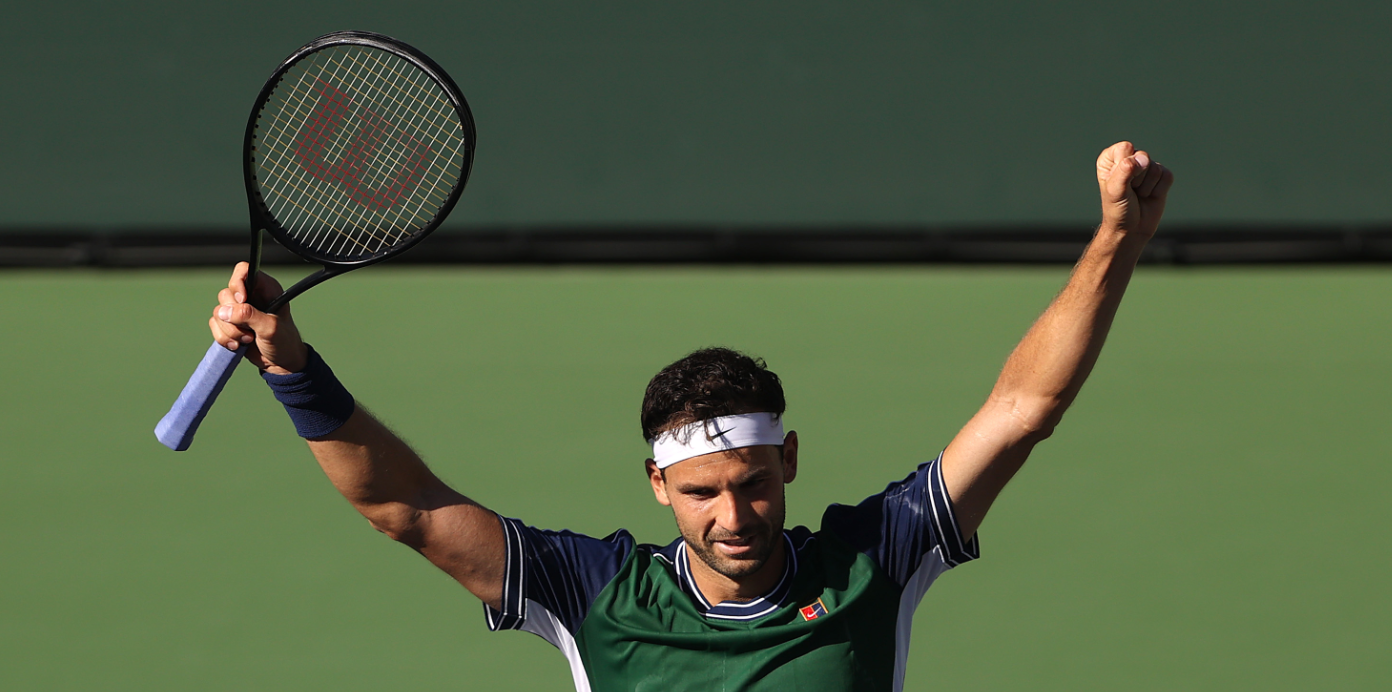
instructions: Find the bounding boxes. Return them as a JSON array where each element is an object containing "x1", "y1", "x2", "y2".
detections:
[{"x1": 155, "y1": 30, "x2": 475, "y2": 451}]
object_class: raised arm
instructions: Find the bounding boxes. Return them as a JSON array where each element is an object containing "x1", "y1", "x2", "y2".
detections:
[
  {"x1": 941, "y1": 141, "x2": 1174, "y2": 539},
  {"x1": 209, "y1": 263, "x2": 506, "y2": 609}
]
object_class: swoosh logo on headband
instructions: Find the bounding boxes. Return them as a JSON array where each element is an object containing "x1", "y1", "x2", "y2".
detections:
[{"x1": 710, "y1": 427, "x2": 732, "y2": 439}]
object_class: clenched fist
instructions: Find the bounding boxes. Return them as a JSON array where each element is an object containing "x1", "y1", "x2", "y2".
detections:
[{"x1": 1096, "y1": 141, "x2": 1174, "y2": 239}]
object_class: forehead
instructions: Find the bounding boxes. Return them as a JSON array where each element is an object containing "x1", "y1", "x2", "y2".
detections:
[{"x1": 664, "y1": 445, "x2": 782, "y2": 484}]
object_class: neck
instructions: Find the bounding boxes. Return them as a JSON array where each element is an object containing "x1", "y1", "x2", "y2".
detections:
[{"x1": 686, "y1": 535, "x2": 787, "y2": 605}]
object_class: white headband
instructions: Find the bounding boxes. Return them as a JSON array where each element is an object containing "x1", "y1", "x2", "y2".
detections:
[{"x1": 649, "y1": 412, "x2": 785, "y2": 469}]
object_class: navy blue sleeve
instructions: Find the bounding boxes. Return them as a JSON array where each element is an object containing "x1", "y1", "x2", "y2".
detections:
[
  {"x1": 484, "y1": 516, "x2": 634, "y2": 636},
  {"x1": 820, "y1": 452, "x2": 979, "y2": 586}
]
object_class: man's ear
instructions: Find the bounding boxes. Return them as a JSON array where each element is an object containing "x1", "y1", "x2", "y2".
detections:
[
  {"x1": 645, "y1": 458, "x2": 672, "y2": 507},
  {"x1": 782, "y1": 430, "x2": 799, "y2": 484}
]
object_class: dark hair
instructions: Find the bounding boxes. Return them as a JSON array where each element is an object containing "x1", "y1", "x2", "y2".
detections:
[{"x1": 640, "y1": 347, "x2": 786, "y2": 441}]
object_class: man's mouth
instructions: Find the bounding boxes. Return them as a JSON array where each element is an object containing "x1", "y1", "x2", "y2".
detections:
[{"x1": 712, "y1": 536, "x2": 755, "y2": 557}]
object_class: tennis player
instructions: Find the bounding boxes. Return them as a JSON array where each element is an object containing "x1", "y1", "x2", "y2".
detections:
[{"x1": 207, "y1": 141, "x2": 1172, "y2": 691}]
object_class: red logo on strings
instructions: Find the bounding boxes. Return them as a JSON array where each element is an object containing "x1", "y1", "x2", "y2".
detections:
[{"x1": 292, "y1": 82, "x2": 432, "y2": 209}]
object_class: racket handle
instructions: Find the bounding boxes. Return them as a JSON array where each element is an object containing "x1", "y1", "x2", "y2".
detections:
[{"x1": 155, "y1": 342, "x2": 246, "y2": 451}]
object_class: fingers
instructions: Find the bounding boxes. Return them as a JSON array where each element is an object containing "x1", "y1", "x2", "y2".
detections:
[
  {"x1": 212, "y1": 285, "x2": 253, "y2": 346},
  {"x1": 1096, "y1": 141, "x2": 1136, "y2": 184},
  {"x1": 217, "y1": 302, "x2": 277, "y2": 334},
  {"x1": 1136, "y1": 161, "x2": 1168, "y2": 198},
  {"x1": 1102, "y1": 154, "x2": 1139, "y2": 202},
  {"x1": 217, "y1": 287, "x2": 238, "y2": 308},
  {"x1": 226, "y1": 262, "x2": 288, "y2": 309},
  {"x1": 1098, "y1": 141, "x2": 1173, "y2": 204},
  {"x1": 214, "y1": 282, "x2": 254, "y2": 346},
  {"x1": 228, "y1": 262, "x2": 250, "y2": 305},
  {"x1": 1130, "y1": 151, "x2": 1161, "y2": 194},
  {"x1": 209, "y1": 315, "x2": 251, "y2": 350},
  {"x1": 1121, "y1": 145, "x2": 1172, "y2": 200},
  {"x1": 1128, "y1": 151, "x2": 1151, "y2": 188},
  {"x1": 1152, "y1": 166, "x2": 1175, "y2": 199},
  {"x1": 211, "y1": 301, "x2": 278, "y2": 351},
  {"x1": 250, "y1": 271, "x2": 285, "y2": 306},
  {"x1": 210, "y1": 263, "x2": 303, "y2": 372}
]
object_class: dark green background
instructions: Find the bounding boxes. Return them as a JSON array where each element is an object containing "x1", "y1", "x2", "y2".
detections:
[
  {"x1": 2, "y1": 267, "x2": 1388, "y2": 690},
  {"x1": 5, "y1": 1, "x2": 1391, "y2": 229}
]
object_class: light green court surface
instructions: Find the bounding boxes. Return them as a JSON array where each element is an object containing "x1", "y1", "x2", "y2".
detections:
[{"x1": 1, "y1": 266, "x2": 1387, "y2": 690}]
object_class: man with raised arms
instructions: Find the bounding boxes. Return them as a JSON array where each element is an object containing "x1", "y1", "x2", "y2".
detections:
[{"x1": 207, "y1": 141, "x2": 1172, "y2": 691}]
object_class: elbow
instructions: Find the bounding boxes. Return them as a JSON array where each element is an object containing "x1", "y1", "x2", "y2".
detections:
[
  {"x1": 1026, "y1": 420, "x2": 1059, "y2": 443},
  {"x1": 362, "y1": 502, "x2": 427, "y2": 547},
  {"x1": 990, "y1": 392, "x2": 1068, "y2": 442}
]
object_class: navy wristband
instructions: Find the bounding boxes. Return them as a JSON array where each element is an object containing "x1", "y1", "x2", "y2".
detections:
[{"x1": 261, "y1": 345, "x2": 356, "y2": 438}]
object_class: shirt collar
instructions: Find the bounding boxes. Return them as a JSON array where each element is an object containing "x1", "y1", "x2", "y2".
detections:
[{"x1": 673, "y1": 532, "x2": 797, "y2": 621}]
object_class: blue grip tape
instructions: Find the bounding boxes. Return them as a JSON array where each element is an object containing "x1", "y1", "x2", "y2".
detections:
[{"x1": 154, "y1": 342, "x2": 245, "y2": 451}]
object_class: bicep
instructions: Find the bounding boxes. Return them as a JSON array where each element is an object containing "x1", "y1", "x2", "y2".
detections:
[{"x1": 942, "y1": 396, "x2": 1048, "y2": 539}]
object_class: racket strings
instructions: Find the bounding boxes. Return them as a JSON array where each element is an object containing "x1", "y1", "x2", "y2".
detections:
[
  {"x1": 258, "y1": 48, "x2": 457, "y2": 255},
  {"x1": 348, "y1": 49, "x2": 468, "y2": 166},
  {"x1": 347, "y1": 49, "x2": 471, "y2": 230},
  {"x1": 334, "y1": 50, "x2": 464, "y2": 240},
  {"x1": 262, "y1": 54, "x2": 422, "y2": 252},
  {"x1": 257, "y1": 69, "x2": 407, "y2": 254},
  {"x1": 256, "y1": 55, "x2": 396, "y2": 251},
  {"x1": 253, "y1": 44, "x2": 467, "y2": 261},
  {"x1": 260, "y1": 47, "x2": 459, "y2": 252},
  {"x1": 256, "y1": 57, "x2": 409, "y2": 253},
  {"x1": 257, "y1": 85, "x2": 382, "y2": 253}
]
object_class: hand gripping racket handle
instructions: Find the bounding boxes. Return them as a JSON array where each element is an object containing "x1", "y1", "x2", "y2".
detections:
[{"x1": 154, "y1": 342, "x2": 247, "y2": 451}]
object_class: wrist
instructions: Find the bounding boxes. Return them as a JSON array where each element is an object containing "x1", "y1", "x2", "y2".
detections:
[
  {"x1": 1097, "y1": 221, "x2": 1154, "y2": 243},
  {"x1": 262, "y1": 343, "x2": 309, "y2": 376},
  {"x1": 262, "y1": 344, "x2": 356, "y2": 438}
]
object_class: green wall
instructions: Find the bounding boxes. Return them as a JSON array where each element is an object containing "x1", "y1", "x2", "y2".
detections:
[{"x1": 6, "y1": 1, "x2": 1390, "y2": 229}]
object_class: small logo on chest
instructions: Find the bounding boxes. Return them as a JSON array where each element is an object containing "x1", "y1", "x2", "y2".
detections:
[{"x1": 799, "y1": 598, "x2": 829, "y2": 621}]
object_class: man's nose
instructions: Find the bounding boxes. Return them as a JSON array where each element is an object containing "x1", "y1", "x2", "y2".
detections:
[{"x1": 715, "y1": 492, "x2": 755, "y2": 533}]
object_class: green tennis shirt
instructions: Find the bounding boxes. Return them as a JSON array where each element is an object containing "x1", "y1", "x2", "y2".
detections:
[{"x1": 485, "y1": 454, "x2": 978, "y2": 691}]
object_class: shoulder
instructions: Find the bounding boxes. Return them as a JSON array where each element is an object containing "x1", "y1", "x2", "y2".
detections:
[
  {"x1": 649, "y1": 535, "x2": 685, "y2": 564},
  {"x1": 816, "y1": 454, "x2": 980, "y2": 582},
  {"x1": 487, "y1": 518, "x2": 641, "y2": 633},
  {"x1": 499, "y1": 518, "x2": 638, "y2": 570}
]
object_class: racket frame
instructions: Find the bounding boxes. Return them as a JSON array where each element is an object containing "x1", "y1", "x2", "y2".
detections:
[{"x1": 242, "y1": 30, "x2": 476, "y2": 313}]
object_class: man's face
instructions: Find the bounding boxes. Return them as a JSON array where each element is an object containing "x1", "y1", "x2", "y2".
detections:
[{"x1": 647, "y1": 433, "x2": 798, "y2": 582}]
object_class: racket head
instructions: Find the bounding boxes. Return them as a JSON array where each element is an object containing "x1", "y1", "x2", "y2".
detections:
[{"x1": 243, "y1": 31, "x2": 475, "y2": 268}]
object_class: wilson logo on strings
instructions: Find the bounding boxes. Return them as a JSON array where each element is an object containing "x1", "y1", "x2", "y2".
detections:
[{"x1": 292, "y1": 82, "x2": 432, "y2": 209}]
